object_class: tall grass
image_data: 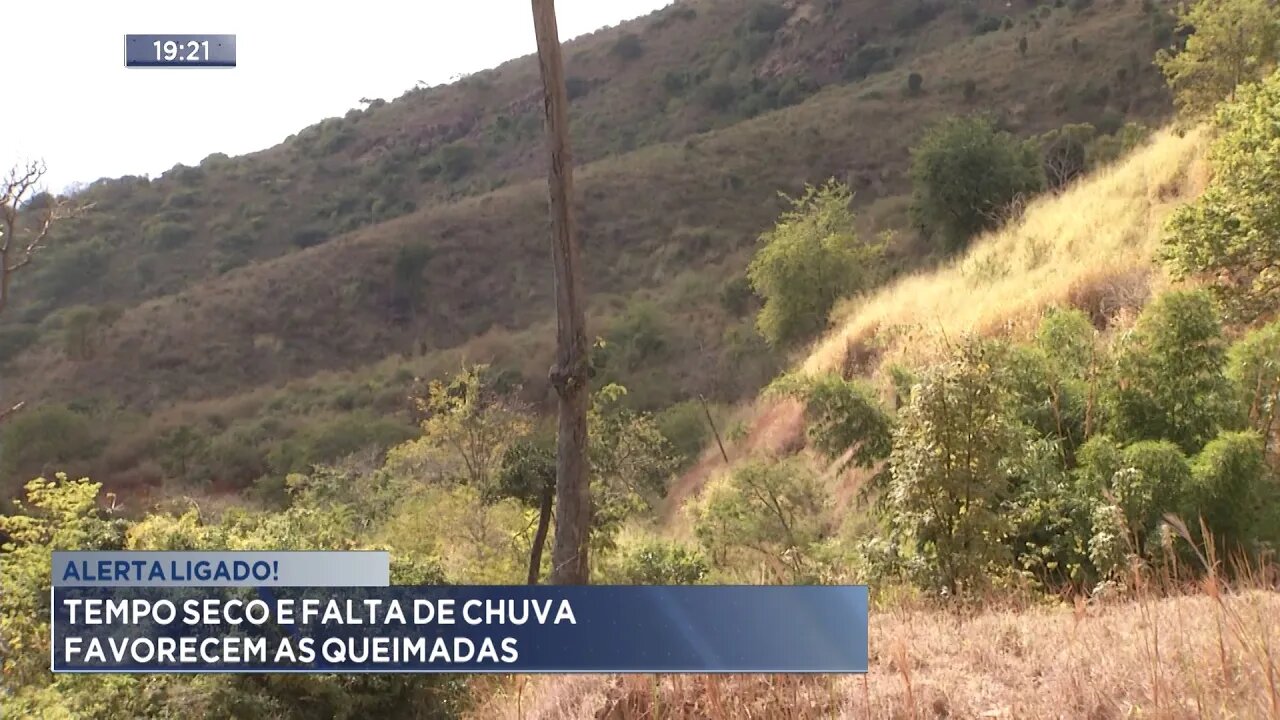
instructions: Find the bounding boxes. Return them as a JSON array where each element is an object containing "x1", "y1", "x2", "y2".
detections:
[{"x1": 803, "y1": 127, "x2": 1209, "y2": 380}]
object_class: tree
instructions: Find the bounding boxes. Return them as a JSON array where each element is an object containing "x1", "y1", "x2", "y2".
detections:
[
  {"x1": 694, "y1": 458, "x2": 829, "y2": 582},
  {"x1": 1226, "y1": 318, "x2": 1280, "y2": 453},
  {"x1": 1162, "y1": 73, "x2": 1280, "y2": 321},
  {"x1": 1155, "y1": 0, "x2": 1280, "y2": 118},
  {"x1": 0, "y1": 162, "x2": 82, "y2": 422},
  {"x1": 909, "y1": 115, "x2": 1043, "y2": 251},
  {"x1": 1038, "y1": 123, "x2": 1097, "y2": 192},
  {"x1": 768, "y1": 371, "x2": 894, "y2": 474},
  {"x1": 587, "y1": 384, "x2": 678, "y2": 552},
  {"x1": 1103, "y1": 290, "x2": 1237, "y2": 454},
  {"x1": 747, "y1": 180, "x2": 882, "y2": 346},
  {"x1": 531, "y1": 0, "x2": 593, "y2": 586},
  {"x1": 1187, "y1": 430, "x2": 1276, "y2": 556},
  {"x1": 886, "y1": 339, "x2": 1029, "y2": 595},
  {"x1": 494, "y1": 438, "x2": 557, "y2": 584},
  {"x1": 403, "y1": 366, "x2": 530, "y2": 487}
]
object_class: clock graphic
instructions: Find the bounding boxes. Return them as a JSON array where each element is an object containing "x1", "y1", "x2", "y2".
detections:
[{"x1": 125, "y1": 35, "x2": 236, "y2": 68}]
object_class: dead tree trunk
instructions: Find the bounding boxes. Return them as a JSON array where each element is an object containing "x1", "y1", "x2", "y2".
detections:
[{"x1": 531, "y1": 0, "x2": 591, "y2": 585}]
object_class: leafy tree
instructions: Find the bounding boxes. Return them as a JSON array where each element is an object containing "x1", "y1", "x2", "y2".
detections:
[
  {"x1": 1155, "y1": 0, "x2": 1280, "y2": 117},
  {"x1": 1038, "y1": 123, "x2": 1096, "y2": 191},
  {"x1": 747, "y1": 180, "x2": 882, "y2": 345},
  {"x1": 886, "y1": 339, "x2": 1029, "y2": 595},
  {"x1": 588, "y1": 385, "x2": 678, "y2": 552},
  {"x1": 493, "y1": 438, "x2": 556, "y2": 584},
  {"x1": 1226, "y1": 318, "x2": 1280, "y2": 452},
  {"x1": 1103, "y1": 290, "x2": 1237, "y2": 454},
  {"x1": 1186, "y1": 430, "x2": 1277, "y2": 555},
  {"x1": 1162, "y1": 73, "x2": 1280, "y2": 321},
  {"x1": 391, "y1": 365, "x2": 530, "y2": 487},
  {"x1": 768, "y1": 372, "x2": 894, "y2": 474},
  {"x1": 155, "y1": 424, "x2": 209, "y2": 479},
  {"x1": 909, "y1": 115, "x2": 1043, "y2": 250},
  {"x1": 0, "y1": 475, "x2": 125, "y2": 690},
  {"x1": 694, "y1": 458, "x2": 830, "y2": 582},
  {"x1": 0, "y1": 405, "x2": 97, "y2": 482}
]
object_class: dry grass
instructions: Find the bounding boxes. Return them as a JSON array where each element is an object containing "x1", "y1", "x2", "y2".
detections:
[
  {"x1": 804, "y1": 126, "x2": 1210, "y2": 380},
  {"x1": 470, "y1": 588, "x2": 1280, "y2": 719}
]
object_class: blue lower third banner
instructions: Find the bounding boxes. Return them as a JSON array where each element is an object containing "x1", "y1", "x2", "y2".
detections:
[{"x1": 52, "y1": 585, "x2": 868, "y2": 673}]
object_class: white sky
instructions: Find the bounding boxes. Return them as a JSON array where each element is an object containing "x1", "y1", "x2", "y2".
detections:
[{"x1": 1, "y1": 0, "x2": 673, "y2": 194}]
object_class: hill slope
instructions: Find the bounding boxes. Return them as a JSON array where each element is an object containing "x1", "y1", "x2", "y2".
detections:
[
  {"x1": 483, "y1": 124, "x2": 1263, "y2": 720},
  {"x1": 2, "y1": 0, "x2": 1177, "y2": 491}
]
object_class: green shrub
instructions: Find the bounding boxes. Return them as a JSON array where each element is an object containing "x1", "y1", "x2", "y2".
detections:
[
  {"x1": 142, "y1": 220, "x2": 193, "y2": 248},
  {"x1": 909, "y1": 115, "x2": 1044, "y2": 251},
  {"x1": 611, "y1": 538, "x2": 709, "y2": 584},
  {"x1": 0, "y1": 405, "x2": 98, "y2": 478},
  {"x1": 610, "y1": 33, "x2": 644, "y2": 61},
  {"x1": 655, "y1": 400, "x2": 710, "y2": 465},
  {"x1": 748, "y1": 181, "x2": 882, "y2": 346}
]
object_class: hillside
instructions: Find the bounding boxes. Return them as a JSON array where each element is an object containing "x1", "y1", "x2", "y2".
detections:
[
  {"x1": 481, "y1": 122, "x2": 1280, "y2": 720},
  {"x1": 1, "y1": 0, "x2": 1177, "y2": 493}
]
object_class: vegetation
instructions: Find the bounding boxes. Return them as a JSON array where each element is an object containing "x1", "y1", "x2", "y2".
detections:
[
  {"x1": 1162, "y1": 70, "x2": 1280, "y2": 321},
  {"x1": 747, "y1": 181, "x2": 882, "y2": 346},
  {"x1": 1155, "y1": 0, "x2": 1280, "y2": 117},
  {"x1": 12, "y1": 0, "x2": 1280, "y2": 715},
  {"x1": 909, "y1": 115, "x2": 1043, "y2": 251}
]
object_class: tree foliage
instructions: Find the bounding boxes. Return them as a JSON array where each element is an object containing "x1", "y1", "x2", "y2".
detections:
[
  {"x1": 1103, "y1": 290, "x2": 1237, "y2": 454},
  {"x1": 1155, "y1": 0, "x2": 1280, "y2": 118},
  {"x1": 747, "y1": 180, "x2": 882, "y2": 346},
  {"x1": 1162, "y1": 72, "x2": 1280, "y2": 320},
  {"x1": 694, "y1": 458, "x2": 830, "y2": 583},
  {"x1": 768, "y1": 371, "x2": 894, "y2": 473},
  {"x1": 909, "y1": 115, "x2": 1043, "y2": 251},
  {"x1": 886, "y1": 339, "x2": 1029, "y2": 595}
]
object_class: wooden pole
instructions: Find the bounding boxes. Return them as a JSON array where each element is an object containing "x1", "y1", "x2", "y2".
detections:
[
  {"x1": 699, "y1": 394, "x2": 730, "y2": 465},
  {"x1": 531, "y1": 0, "x2": 592, "y2": 585}
]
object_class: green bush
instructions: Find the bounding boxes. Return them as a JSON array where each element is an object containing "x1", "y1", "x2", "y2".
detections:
[
  {"x1": 1103, "y1": 290, "x2": 1237, "y2": 454},
  {"x1": 611, "y1": 538, "x2": 709, "y2": 584},
  {"x1": 0, "y1": 405, "x2": 98, "y2": 479},
  {"x1": 655, "y1": 400, "x2": 711, "y2": 466},
  {"x1": 142, "y1": 220, "x2": 194, "y2": 248},
  {"x1": 909, "y1": 115, "x2": 1043, "y2": 251},
  {"x1": 610, "y1": 33, "x2": 644, "y2": 61},
  {"x1": 748, "y1": 180, "x2": 882, "y2": 346}
]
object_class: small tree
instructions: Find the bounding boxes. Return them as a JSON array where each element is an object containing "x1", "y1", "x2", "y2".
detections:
[
  {"x1": 886, "y1": 339, "x2": 1028, "y2": 595},
  {"x1": 768, "y1": 371, "x2": 894, "y2": 474},
  {"x1": 694, "y1": 458, "x2": 829, "y2": 582},
  {"x1": 397, "y1": 365, "x2": 531, "y2": 487},
  {"x1": 494, "y1": 437, "x2": 557, "y2": 584},
  {"x1": 1187, "y1": 430, "x2": 1275, "y2": 556},
  {"x1": 747, "y1": 180, "x2": 882, "y2": 346},
  {"x1": 1162, "y1": 73, "x2": 1280, "y2": 321},
  {"x1": 907, "y1": 72, "x2": 924, "y2": 96},
  {"x1": 1103, "y1": 290, "x2": 1237, "y2": 454},
  {"x1": 909, "y1": 115, "x2": 1043, "y2": 251},
  {"x1": 1226, "y1": 318, "x2": 1280, "y2": 452},
  {"x1": 1155, "y1": 0, "x2": 1280, "y2": 118}
]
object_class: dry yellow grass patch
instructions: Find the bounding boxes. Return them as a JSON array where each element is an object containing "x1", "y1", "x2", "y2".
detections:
[
  {"x1": 804, "y1": 127, "x2": 1210, "y2": 380},
  {"x1": 470, "y1": 590, "x2": 1280, "y2": 719}
]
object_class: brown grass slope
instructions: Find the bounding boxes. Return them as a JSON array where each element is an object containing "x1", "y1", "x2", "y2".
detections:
[
  {"x1": 11, "y1": 1, "x2": 1172, "y2": 413},
  {"x1": 471, "y1": 591, "x2": 1280, "y2": 719},
  {"x1": 9, "y1": 0, "x2": 1073, "y2": 321}
]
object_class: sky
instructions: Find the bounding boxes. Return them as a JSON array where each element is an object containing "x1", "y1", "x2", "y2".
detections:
[{"x1": 1, "y1": 0, "x2": 673, "y2": 194}]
